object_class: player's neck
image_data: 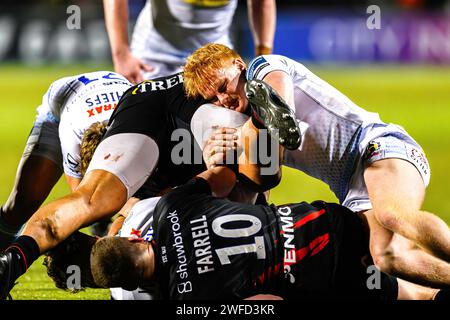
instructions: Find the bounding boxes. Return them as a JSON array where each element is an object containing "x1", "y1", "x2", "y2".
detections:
[{"x1": 141, "y1": 242, "x2": 156, "y2": 282}]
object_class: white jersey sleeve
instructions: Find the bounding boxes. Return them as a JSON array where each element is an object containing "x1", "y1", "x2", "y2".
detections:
[{"x1": 246, "y1": 55, "x2": 293, "y2": 82}]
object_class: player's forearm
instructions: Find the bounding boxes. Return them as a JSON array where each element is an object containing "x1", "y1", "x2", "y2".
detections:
[
  {"x1": 21, "y1": 195, "x2": 95, "y2": 252},
  {"x1": 103, "y1": 0, "x2": 131, "y2": 58},
  {"x1": 108, "y1": 215, "x2": 126, "y2": 236},
  {"x1": 247, "y1": 0, "x2": 276, "y2": 55},
  {"x1": 107, "y1": 196, "x2": 140, "y2": 236},
  {"x1": 197, "y1": 167, "x2": 237, "y2": 198}
]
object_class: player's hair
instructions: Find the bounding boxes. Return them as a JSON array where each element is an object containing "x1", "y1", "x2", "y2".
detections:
[
  {"x1": 80, "y1": 121, "x2": 108, "y2": 176},
  {"x1": 183, "y1": 43, "x2": 241, "y2": 99},
  {"x1": 90, "y1": 237, "x2": 142, "y2": 290},
  {"x1": 43, "y1": 231, "x2": 100, "y2": 292}
]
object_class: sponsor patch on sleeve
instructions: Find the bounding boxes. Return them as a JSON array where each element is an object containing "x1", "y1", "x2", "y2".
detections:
[
  {"x1": 405, "y1": 144, "x2": 430, "y2": 177},
  {"x1": 363, "y1": 140, "x2": 384, "y2": 162},
  {"x1": 246, "y1": 56, "x2": 269, "y2": 80}
]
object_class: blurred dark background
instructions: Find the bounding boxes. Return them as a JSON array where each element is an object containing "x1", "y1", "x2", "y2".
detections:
[{"x1": 1, "y1": 0, "x2": 449, "y2": 64}]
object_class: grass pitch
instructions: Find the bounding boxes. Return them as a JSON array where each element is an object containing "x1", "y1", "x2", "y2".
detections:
[{"x1": 0, "y1": 63, "x2": 449, "y2": 300}]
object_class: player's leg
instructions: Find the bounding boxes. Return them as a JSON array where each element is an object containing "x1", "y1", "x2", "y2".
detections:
[
  {"x1": 244, "y1": 79, "x2": 301, "y2": 151},
  {"x1": 0, "y1": 168, "x2": 128, "y2": 299},
  {"x1": 1, "y1": 156, "x2": 62, "y2": 228},
  {"x1": 193, "y1": 79, "x2": 300, "y2": 191},
  {"x1": 1, "y1": 115, "x2": 63, "y2": 250},
  {"x1": 396, "y1": 278, "x2": 439, "y2": 300},
  {"x1": 0, "y1": 133, "x2": 159, "y2": 299},
  {"x1": 365, "y1": 158, "x2": 450, "y2": 262},
  {"x1": 364, "y1": 209, "x2": 450, "y2": 287}
]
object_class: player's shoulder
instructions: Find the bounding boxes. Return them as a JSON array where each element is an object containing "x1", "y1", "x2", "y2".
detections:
[
  {"x1": 50, "y1": 70, "x2": 127, "y2": 87},
  {"x1": 117, "y1": 73, "x2": 183, "y2": 107},
  {"x1": 246, "y1": 55, "x2": 299, "y2": 80},
  {"x1": 127, "y1": 73, "x2": 184, "y2": 96}
]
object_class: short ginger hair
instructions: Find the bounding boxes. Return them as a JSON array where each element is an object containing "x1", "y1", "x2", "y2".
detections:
[{"x1": 183, "y1": 43, "x2": 241, "y2": 99}]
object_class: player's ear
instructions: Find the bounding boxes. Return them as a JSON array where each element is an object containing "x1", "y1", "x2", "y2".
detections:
[{"x1": 234, "y1": 58, "x2": 246, "y2": 71}]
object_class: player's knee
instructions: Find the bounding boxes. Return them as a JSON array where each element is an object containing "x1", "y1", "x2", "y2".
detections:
[
  {"x1": 374, "y1": 208, "x2": 403, "y2": 233},
  {"x1": 372, "y1": 248, "x2": 398, "y2": 275}
]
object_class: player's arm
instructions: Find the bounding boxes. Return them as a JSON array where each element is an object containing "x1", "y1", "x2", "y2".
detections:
[
  {"x1": 107, "y1": 196, "x2": 140, "y2": 236},
  {"x1": 103, "y1": 0, "x2": 152, "y2": 83},
  {"x1": 21, "y1": 169, "x2": 127, "y2": 251},
  {"x1": 196, "y1": 166, "x2": 237, "y2": 198},
  {"x1": 247, "y1": 0, "x2": 276, "y2": 56},
  {"x1": 203, "y1": 122, "x2": 282, "y2": 192}
]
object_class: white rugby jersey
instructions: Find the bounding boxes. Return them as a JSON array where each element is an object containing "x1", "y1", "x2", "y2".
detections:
[
  {"x1": 246, "y1": 55, "x2": 384, "y2": 201},
  {"x1": 40, "y1": 71, "x2": 132, "y2": 179},
  {"x1": 131, "y1": 0, "x2": 237, "y2": 66}
]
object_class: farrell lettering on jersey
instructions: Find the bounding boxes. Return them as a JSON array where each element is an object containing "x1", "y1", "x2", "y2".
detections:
[{"x1": 190, "y1": 215, "x2": 214, "y2": 274}]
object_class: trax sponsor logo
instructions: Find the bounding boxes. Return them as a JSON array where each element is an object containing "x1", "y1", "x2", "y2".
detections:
[
  {"x1": 167, "y1": 210, "x2": 192, "y2": 294},
  {"x1": 277, "y1": 206, "x2": 296, "y2": 283},
  {"x1": 86, "y1": 103, "x2": 117, "y2": 117},
  {"x1": 131, "y1": 74, "x2": 183, "y2": 94},
  {"x1": 190, "y1": 215, "x2": 214, "y2": 275}
]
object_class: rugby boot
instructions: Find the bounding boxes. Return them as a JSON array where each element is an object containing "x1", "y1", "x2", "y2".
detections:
[
  {"x1": 245, "y1": 79, "x2": 301, "y2": 150},
  {"x1": 0, "y1": 252, "x2": 16, "y2": 300}
]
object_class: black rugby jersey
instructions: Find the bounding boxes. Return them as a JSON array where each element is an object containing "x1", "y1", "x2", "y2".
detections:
[
  {"x1": 150, "y1": 178, "x2": 396, "y2": 300},
  {"x1": 102, "y1": 73, "x2": 207, "y2": 197},
  {"x1": 151, "y1": 178, "x2": 280, "y2": 299}
]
